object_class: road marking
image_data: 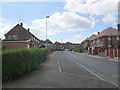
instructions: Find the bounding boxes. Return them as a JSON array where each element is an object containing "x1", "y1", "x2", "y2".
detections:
[
  {"x1": 57, "y1": 59, "x2": 62, "y2": 72},
  {"x1": 63, "y1": 71, "x2": 100, "y2": 81},
  {"x1": 67, "y1": 56, "x2": 118, "y2": 87},
  {"x1": 112, "y1": 75, "x2": 120, "y2": 77}
]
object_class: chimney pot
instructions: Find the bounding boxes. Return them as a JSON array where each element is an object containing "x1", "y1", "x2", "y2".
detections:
[
  {"x1": 98, "y1": 32, "x2": 100, "y2": 34},
  {"x1": 20, "y1": 23, "x2": 23, "y2": 26},
  {"x1": 117, "y1": 24, "x2": 120, "y2": 30},
  {"x1": 28, "y1": 28, "x2": 30, "y2": 32}
]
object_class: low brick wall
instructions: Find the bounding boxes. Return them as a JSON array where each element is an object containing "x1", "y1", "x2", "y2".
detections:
[{"x1": 3, "y1": 42, "x2": 28, "y2": 49}]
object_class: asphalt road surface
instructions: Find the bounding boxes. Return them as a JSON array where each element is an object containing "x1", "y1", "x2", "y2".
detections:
[{"x1": 3, "y1": 51, "x2": 119, "y2": 88}]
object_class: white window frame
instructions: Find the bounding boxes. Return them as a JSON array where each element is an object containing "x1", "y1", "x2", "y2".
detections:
[
  {"x1": 108, "y1": 36, "x2": 111, "y2": 40},
  {"x1": 27, "y1": 44, "x2": 30, "y2": 49},
  {"x1": 117, "y1": 36, "x2": 119, "y2": 40}
]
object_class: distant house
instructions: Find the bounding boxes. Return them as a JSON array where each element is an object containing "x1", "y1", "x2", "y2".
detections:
[
  {"x1": 53, "y1": 41, "x2": 80, "y2": 51},
  {"x1": 81, "y1": 34, "x2": 96, "y2": 53},
  {"x1": 2, "y1": 23, "x2": 41, "y2": 49},
  {"x1": 53, "y1": 41, "x2": 63, "y2": 50},
  {"x1": 45, "y1": 39, "x2": 53, "y2": 46}
]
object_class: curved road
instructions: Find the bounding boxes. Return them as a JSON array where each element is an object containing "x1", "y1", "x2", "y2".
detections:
[{"x1": 3, "y1": 51, "x2": 118, "y2": 88}]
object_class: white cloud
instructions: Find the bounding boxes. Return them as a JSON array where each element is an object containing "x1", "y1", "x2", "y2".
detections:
[
  {"x1": 64, "y1": 0, "x2": 118, "y2": 28},
  {"x1": 0, "y1": 18, "x2": 17, "y2": 39},
  {"x1": 64, "y1": 0, "x2": 119, "y2": 16},
  {"x1": 25, "y1": 12, "x2": 95, "y2": 40},
  {"x1": 49, "y1": 12, "x2": 95, "y2": 31},
  {"x1": 68, "y1": 34, "x2": 86, "y2": 43},
  {"x1": 74, "y1": 35, "x2": 83, "y2": 38},
  {"x1": 91, "y1": 31, "x2": 98, "y2": 35},
  {"x1": 0, "y1": 11, "x2": 95, "y2": 41},
  {"x1": 102, "y1": 15, "x2": 117, "y2": 24}
]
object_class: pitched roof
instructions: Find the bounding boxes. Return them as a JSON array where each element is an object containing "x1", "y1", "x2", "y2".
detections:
[
  {"x1": 87, "y1": 34, "x2": 97, "y2": 41},
  {"x1": 91, "y1": 27, "x2": 120, "y2": 40},
  {"x1": 4, "y1": 24, "x2": 30, "y2": 36},
  {"x1": 81, "y1": 34, "x2": 96, "y2": 43},
  {"x1": 4, "y1": 23, "x2": 41, "y2": 41}
]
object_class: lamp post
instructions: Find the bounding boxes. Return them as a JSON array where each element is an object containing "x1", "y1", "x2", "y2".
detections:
[{"x1": 46, "y1": 16, "x2": 50, "y2": 48}]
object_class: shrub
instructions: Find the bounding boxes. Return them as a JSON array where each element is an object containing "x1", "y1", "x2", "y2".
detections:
[
  {"x1": 2, "y1": 48, "x2": 48, "y2": 83},
  {"x1": 73, "y1": 46, "x2": 82, "y2": 53}
]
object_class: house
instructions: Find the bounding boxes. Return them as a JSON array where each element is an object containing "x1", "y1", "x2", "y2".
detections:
[
  {"x1": 53, "y1": 41, "x2": 80, "y2": 51},
  {"x1": 53, "y1": 41, "x2": 63, "y2": 50},
  {"x1": 89, "y1": 27, "x2": 120, "y2": 58},
  {"x1": 81, "y1": 34, "x2": 96, "y2": 53},
  {"x1": 45, "y1": 39, "x2": 53, "y2": 47},
  {"x1": 81, "y1": 24, "x2": 120, "y2": 59},
  {"x1": 2, "y1": 23, "x2": 41, "y2": 49}
]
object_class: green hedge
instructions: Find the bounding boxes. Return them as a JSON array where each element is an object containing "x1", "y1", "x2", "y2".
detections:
[
  {"x1": 73, "y1": 46, "x2": 82, "y2": 53},
  {"x1": 2, "y1": 48, "x2": 48, "y2": 83}
]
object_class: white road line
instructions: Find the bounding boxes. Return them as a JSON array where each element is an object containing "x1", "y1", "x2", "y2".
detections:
[
  {"x1": 57, "y1": 59, "x2": 62, "y2": 72},
  {"x1": 112, "y1": 75, "x2": 120, "y2": 77},
  {"x1": 63, "y1": 71, "x2": 100, "y2": 81},
  {"x1": 68, "y1": 57, "x2": 118, "y2": 87}
]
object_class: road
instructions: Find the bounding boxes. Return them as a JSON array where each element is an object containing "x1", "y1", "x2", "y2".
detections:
[{"x1": 3, "y1": 51, "x2": 118, "y2": 88}]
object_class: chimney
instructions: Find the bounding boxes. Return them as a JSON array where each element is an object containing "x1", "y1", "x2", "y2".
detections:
[
  {"x1": 117, "y1": 24, "x2": 120, "y2": 30},
  {"x1": 20, "y1": 23, "x2": 23, "y2": 27},
  {"x1": 98, "y1": 32, "x2": 100, "y2": 34},
  {"x1": 27, "y1": 28, "x2": 30, "y2": 32}
]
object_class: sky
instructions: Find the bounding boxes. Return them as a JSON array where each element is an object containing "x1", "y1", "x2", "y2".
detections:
[{"x1": 0, "y1": 0, "x2": 119, "y2": 43}]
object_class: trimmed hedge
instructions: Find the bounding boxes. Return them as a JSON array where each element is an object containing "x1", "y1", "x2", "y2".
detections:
[{"x1": 2, "y1": 48, "x2": 48, "y2": 83}]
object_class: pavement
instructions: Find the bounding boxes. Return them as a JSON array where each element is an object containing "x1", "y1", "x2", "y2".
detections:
[
  {"x1": 74, "y1": 51, "x2": 119, "y2": 62},
  {"x1": 3, "y1": 51, "x2": 119, "y2": 88}
]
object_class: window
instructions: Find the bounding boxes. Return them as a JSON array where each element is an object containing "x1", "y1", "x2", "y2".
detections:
[
  {"x1": 31, "y1": 36, "x2": 33, "y2": 40},
  {"x1": 27, "y1": 44, "x2": 30, "y2": 49},
  {"x1": 8, "y1": 35, "x2": 18, "y2": 39},
  {"x1": 117, "y1": 36, "x2": 119, "y2": 40},
  {"x1": 8, "y1": 35, "x2": 12, "y2": 39},
  {"x1": 13, "y1": 35, "x2": 18, "y2": 39},
  {"x1": 93, "y1": 40, "x2": 96, "y2": 44},
  {"x1": 97, "y1": 39, "x2": 99, "y2": 43},
  {"x1": 108, "y1": 36, "x2": 111, "y2": 40},
  {"x1": 13, "y1": 35, "x2": 17, "y2": 38}
]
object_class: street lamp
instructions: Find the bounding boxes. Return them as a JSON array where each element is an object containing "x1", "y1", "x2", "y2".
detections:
[{"x1": 46, "y1": 16, "x2": 50, "y2": 48}]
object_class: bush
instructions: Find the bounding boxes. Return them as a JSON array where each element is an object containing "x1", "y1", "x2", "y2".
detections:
[
  {"x1": 73, "y1": 46, "x2": 82, "y2": 53},
  {"x1": 2, "y1": 48, "x2": 48, "y2": 83}
]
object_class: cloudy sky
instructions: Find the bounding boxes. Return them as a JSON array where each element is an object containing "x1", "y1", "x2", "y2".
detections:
[{"x1": 0, "y1": 0, "x2": 119, "y2": 43}]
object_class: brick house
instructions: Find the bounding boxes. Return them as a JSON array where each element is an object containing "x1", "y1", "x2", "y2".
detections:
[
  {"x1": 81, "y1": 34, "x2": 96, "y2": 53},
  {"x1": 53, "y1": 41, "x2": 63, "y2": 50},
  {"x1": 89, "y1": 27, "x2": 120, "y2": 58},
  {"x1": 2, "y1": 23, "x2": 41, "y2": 49},
  {"x1": 81, "y1": 25, "x2": 120, "y2": 59}
]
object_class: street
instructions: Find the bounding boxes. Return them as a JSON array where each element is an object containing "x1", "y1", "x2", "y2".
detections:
[{"x1": 3, "y1": 51, "x2": 118, "y2": 88}]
